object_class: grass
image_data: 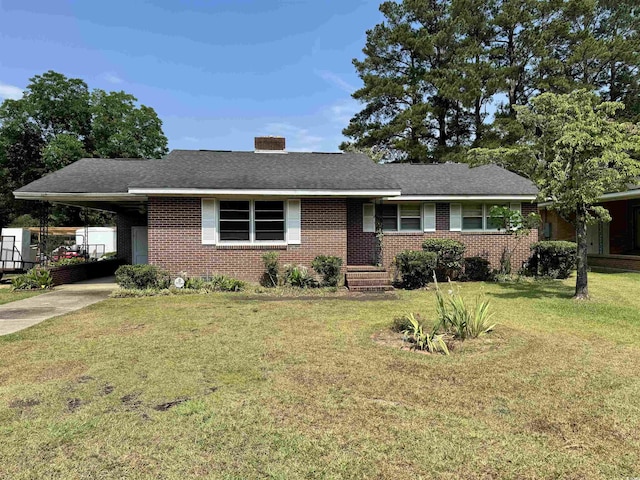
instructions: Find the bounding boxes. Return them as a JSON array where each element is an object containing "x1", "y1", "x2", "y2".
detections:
[
  {"x1": 0, "y1": 272, "x2": 639, "y2": 478},
  {"x1": 0, "y1": 284, "x2": 45, "y2": 305}
]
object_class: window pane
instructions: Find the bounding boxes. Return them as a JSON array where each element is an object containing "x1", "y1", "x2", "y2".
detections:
[
  {"x1": 255, "y1": 220, "x2": 285, "y2": 241},
  {"x1": 220, "y1": 201, "x2": 250, "y2": 211},
  {"x1": 219, "y1": 220, "x2": 250, "y2": 241},
  {"x1": 462, "y1": 203, "x2": 483, "y2": 217},
  {"x1": 220, "y1": 201, "x2": 250, "y2": 220},
  {"x1": 255, "y1": 201, "x2": 283, "y2": 211},
  {"x1": 400, "y1": 217, "x2": 421, "y2": 230},
  {"x1": 462, "y1": 217, "x2": 483, "y2": 230},
  {"x1": 382, "y1": 204, "x2": 397, "y2": 231},
  {"x1": 255, "y1": 210, "x2": 283, "y2": 220},
  {"x1": 400, "y1": 204, "x2": 421, "y2": 217}
]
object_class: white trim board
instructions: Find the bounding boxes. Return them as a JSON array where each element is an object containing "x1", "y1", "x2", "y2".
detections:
[
  {"x1": 128, "y1": 188, "x2": 402, "y2": 197},
  {"x1": 383, "y1": 195, "x2": 537, "y2": 201}
]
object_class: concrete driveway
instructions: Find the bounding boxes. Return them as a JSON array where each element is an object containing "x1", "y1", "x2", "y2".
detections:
[{"x1": 0, "y1": 276, "x2": 117, "y2": 335}]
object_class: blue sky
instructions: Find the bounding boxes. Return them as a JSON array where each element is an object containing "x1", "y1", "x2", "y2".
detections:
[{"x1": 0, "y1": 0, "x2": 383, "y2": 152}]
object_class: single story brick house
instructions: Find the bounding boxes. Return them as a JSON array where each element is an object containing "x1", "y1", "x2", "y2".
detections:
[
  {"x1": 15, "y1": 137, "x2": 539, "y2": 284},
  {"x1": 540, "y1": 186, "x2": 640, "y2": 272}
]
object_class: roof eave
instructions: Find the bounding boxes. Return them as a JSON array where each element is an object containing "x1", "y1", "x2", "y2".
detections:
[
  {"x1": 383, "y1": 194, "x2": 538, "y2": 201},
  {"x1": 126, "y1": 188, "x2": 402, "y2": 197}
]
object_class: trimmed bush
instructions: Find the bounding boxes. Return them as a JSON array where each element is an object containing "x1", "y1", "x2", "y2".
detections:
[
  {"x1": 311, "y1": 255, "x2": 343, "y2": 287},
  {"x1": 115, "y1": 264, "x2": 171, "y2": 290},
  {"x1": 11, "y1": 267, "x2": 53, "y2": 290},
  {"x1": 394, "y1": 250, "x2": 437, "y2": 289},
  {"x1": 422, "y1": 239, "x2": 466, "y2": 280},
  {"x1": 524, "y1": 241, "x2": 577, "y2": 279},
  {"x1": 464, "y1": 257, "x2": 491, "y2": 281},
  {"x1": 262, "y1": 252, "x2": 280, "y2": 287},
  {"x1": 208, "y1": 274, "x2": 245, "y2": 292},
  {"x1": 283, "y1": 265, "x2": 317, "y2": 288}
]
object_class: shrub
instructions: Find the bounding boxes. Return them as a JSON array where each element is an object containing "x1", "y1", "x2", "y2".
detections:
[
  {"x1": 184, "y1": 275, "x2": 206, "y2": 290},
  {"x1": 434, "y1": 279, "x2": 496, "y2": 339},
  {"x1": 115, "y1": 264, "x2": 171, "y2": 290},
  {"x1": 422, "y1": 239, "x2": 466, "y2": 280},
  {"x1": 11, "y1": 267, "x2": 53, "y2": 290},
  {"x1": 262, "y1": 252, "x2": 280, "y2": 287},
  {"x1": 101, "y1": 252, "x2": 117, "y2": 260},
  {"x1": 525, "y1": 241, "x2": 577, "y2": 279},
  {"x1": 394, "y1": 250, "x2": 437, "y2": 289},
  {"x1": 391, "y1": 313, "x2": 427, "y2": 333},
  {"x1": 49, "y1": 257, "x2": 86, "y2": 267},
  {"x1": 464, "y1": 256, "x2": 491, "y2": 281},
  {"x1": 283, "y1": 264, "x2": 317, "y2": 288},
  {"x1": 401, "y1": 313, "x2": 449, "y2": 354},
  {"x1": 311, "y1": 255, "x2": 343, "y2": 287},
  {"x1": 207, "y1": 274, "x2": 245, "y2": 292}
]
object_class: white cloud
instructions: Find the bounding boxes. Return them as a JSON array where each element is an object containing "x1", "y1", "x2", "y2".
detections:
[
  {"x1": 0, "y1": 82, "x2": 23, "y2": 100},
  {"x1": 326, "y1": 99, "x2": 360, "y2": 126},
  {"x1": 316, "y1": 70, "x2": 357, "y2": 94},
  {"x1": 101, "y1": 72, "x2": 124, "y2": 84},
  {"x1": 261, "y1": 122, "x2": 324, "y2": 152}
]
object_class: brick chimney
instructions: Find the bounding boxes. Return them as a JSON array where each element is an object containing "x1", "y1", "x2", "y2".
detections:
[{"x1": 254, "y1": 136, "x2": 286, "y2": 153}]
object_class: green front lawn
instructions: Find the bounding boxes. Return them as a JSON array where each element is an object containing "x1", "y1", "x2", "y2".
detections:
[
  {"x1": 1, "y1": 272, "x2": 639, "y2": 478},
  {"x1": 0, "y1": 285, "x2": 46, "y2": 305}
]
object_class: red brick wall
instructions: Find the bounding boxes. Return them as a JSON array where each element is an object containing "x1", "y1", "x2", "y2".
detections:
[
  {"x1": 589, "y1": 254, "x2": 640, "y2": 272},
  {"x1": 381, "y1": 202, "x2": 539, "y2": 273},
  {"x1": 147, "y1": 197, "x2": 347, "y2": 282},
  {"x1": 346, "y1": 199, "x2": 376, "y2": 265}
]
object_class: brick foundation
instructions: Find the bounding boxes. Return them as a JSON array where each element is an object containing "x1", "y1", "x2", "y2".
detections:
[{"x1": 147, "y1": 197, "x2": 347, "y2": 282}]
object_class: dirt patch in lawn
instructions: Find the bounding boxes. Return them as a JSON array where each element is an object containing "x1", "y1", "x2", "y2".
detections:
[
  {"x1": 244, "y1": 292, "x2": 398, "y2": 302},
  {"x1": 372, "y1": 328, "x2": 506, "y2": 355}
]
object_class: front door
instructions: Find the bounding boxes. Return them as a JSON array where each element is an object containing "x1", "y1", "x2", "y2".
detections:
[
  {"x1": 131, "y1": 226, "x2": 148, "y2": 265},
  {"x1": 587, "y1": 222, "x2": 610, "y2": 255}
]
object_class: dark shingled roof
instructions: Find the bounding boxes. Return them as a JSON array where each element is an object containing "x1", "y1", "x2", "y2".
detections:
[
  {"x1": 16, "y1": 150, "x2": 537, "y2": 196},
  {"x1": 381, "y1": 163, "x2": 538, "y2": 196},
  {"x1": 16, "y1": 150, "x2": 399, "y2": 193}
]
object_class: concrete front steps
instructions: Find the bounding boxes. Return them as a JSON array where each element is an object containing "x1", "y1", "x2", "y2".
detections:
[{"x1": 345, "y1": 266, "x2": 393, "y2": 292}]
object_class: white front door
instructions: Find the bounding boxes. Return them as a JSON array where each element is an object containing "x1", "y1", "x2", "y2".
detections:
[
  {"x1": 131, "y1": 226, "x2": 148, "y2": 265},
  {"x1": 587, "y1": 222, "x2": 610, "y2": 255}
]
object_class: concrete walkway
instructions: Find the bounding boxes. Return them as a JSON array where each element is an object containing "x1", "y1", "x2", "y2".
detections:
[{"x1": 0, "y1": 276, "x2": 117, "y2": 335}]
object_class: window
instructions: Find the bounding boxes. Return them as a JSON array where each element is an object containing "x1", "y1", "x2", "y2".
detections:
[
  {"x1": 219, "y1": 200, "x2": 250, "y2": 241},
  {"x1": 485, "y1": 203, "x2": 508, "y2": 230},
  {"x1": 382, "y1": 204, "x2": 398, "y2": 231},
  {"x1": 382, "y1": 204, "x2": 422, "y2": 232},
  {"x1": 400, "y1": 204, "x2": 421, "y2": 230},
  {"x1": 218, "y1": 200, "x2": 285, "y2": 242},
  {"x1": 254, "y1": 201, "x2": 285, "y2": 241},
  {"x1": 460, "y1": 203, "x2": 519, "y2": 231},
  {"x1": 462, "y1": 203, "x2": 483, "y2": 230}
]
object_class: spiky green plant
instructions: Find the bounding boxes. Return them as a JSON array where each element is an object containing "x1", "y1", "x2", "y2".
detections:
[{"x1": 402, "y1": 313, "x2": 449, "y2": 355}]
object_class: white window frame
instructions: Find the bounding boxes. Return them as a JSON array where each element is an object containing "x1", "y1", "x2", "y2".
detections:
[
  {"x1": 461, "y1": 203, "x2": 520, "y2": 232},
  {"x1": 382, "y1": 203, "x2": 423, "y2": 232},
  {"x1": 218, "y1": 199, "x2": 287, "y2": 245}
]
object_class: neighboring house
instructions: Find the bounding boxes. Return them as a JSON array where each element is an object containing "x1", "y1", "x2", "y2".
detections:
[
  {"x1": 540, "y1": 186, "x2": 640, "y2": 272},
  {"x1": 14, "y1": 137, "x2": 539, "y2": 283}
]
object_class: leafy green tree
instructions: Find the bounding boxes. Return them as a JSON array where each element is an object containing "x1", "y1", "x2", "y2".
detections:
[
  {"x1": 473, "y1": 90, "x2": 640, "y2": 299},
  {"x1": 0, "y1": 70, "x2": 169, "y2": 229}
]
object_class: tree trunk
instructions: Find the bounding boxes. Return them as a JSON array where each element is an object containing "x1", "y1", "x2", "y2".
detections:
[{"x1": 574, "y1": 204, "x2": 589, "y2": 300}]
